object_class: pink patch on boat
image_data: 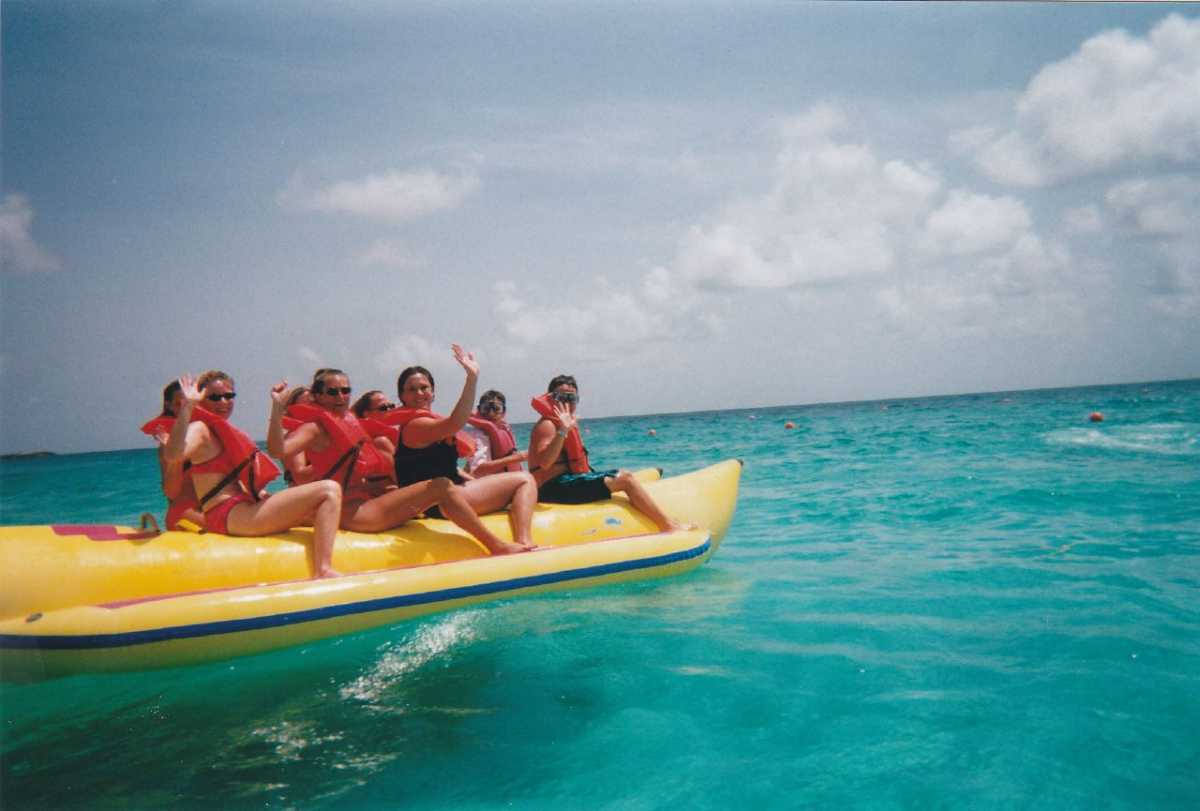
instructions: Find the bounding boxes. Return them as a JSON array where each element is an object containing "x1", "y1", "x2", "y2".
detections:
[{"x1": 52, "y1": 524, "x2": 158, "y2": 542}]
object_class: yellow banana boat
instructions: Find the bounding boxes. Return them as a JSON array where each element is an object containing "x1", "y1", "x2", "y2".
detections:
[{"x1": 0, "y1": 460, "x2": 740, "y2": 680}]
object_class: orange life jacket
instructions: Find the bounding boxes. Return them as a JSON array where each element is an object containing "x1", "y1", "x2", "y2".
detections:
[
  {"x1": 378, "y1": 408, "x2": 476, "y2": 458},
  {"x1": 359, "y1": 417, "x2": 400, "y2": 446},
  {"x1": 140, "y1": 416, "x2": 201, "y2": 529},
  {"x1": 466, "y1": 414, "x2": 522, "y2": 472},
  {"x1": 286, "y1": 404, "x2": 392, "y2": 490},
  {"x1": 530, "y1": 394, "x2": 591, "y2": 474},
  {"x1": 143, "y1": 408, "x2": 279, "y2": 507}
]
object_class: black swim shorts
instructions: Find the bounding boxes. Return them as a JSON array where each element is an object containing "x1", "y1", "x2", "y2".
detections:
[{"x1": 538, "y1": 470, "x2": 618, "y2": 505}]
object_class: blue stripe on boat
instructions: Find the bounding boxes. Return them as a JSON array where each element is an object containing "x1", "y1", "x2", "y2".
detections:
[{"x1": 1, "y1": 536, "x2": 710, "y2": 651}]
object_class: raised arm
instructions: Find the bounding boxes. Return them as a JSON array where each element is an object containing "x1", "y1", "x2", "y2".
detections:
[
  {"x1": 402, "y1": 344, "x2": 480, "y2": 448},
  {"x1": 527, "y1": 402, "x2": 577, "y2": 471},
  {"x1": 162, "y1": 375, "x2": 207, "y2": 465},
  {"x1": 267, "y1": 380, "x2": 320, "y2": 459}
]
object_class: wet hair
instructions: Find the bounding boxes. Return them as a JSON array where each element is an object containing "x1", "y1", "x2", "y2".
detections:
[
  {"x1": 197, "y1": 370, "x2": 233, "y2": 391},
  {"x1": 397, "y1": 366, "x2": 434, "y2": 400},
  {"x1": 352, "y1": 390, "x2": 384, "y2": 417},
  {"x1": 161, "y1": 380, "x2": 182, "y2": 417},
  {"x1": 311, "y1": 368, "x2": 347, "y2": 394},
  {"x1": 285, "y1": 386, "x2": 311, "y2": 407},
  {"x1": 477, "y1": 389, "x2": 506, "y2": 410},
  {"x1": 547, "y1": 374, "x2": 578, "y2": 393}
]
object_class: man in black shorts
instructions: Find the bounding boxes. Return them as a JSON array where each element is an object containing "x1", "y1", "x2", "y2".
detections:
[{"x1": 527, "y1": 374, "x2": 683, "y2": 532}]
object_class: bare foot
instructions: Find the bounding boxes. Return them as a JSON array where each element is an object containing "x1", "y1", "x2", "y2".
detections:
[
  {"x1": 663, "y1": 521, "x2": 698, "y2": 533},
  {"x1": 488, "y1": 540, "x2": 533, "y2": 555},
  {"x1": 315, "y1": 567, "x2": 344, "y2": 579}
]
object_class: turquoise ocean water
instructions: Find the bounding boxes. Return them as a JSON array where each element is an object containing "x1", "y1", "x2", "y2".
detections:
[{"x1": 2, "y1": 379, "x2": 1198, "y2": 809}]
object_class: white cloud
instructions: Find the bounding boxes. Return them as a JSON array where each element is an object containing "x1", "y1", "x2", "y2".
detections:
[
  {"x1": 676, "y1": 128, "x2": 942, "y2": 290},
  {"x1": 372, "y1": 334, "x2": 440, "y2": 378},
  {"x1": 356, "y1": 238, "x2": 427, "y2": 269},
  {"x1": 298, "y1": 346, "x2": 322, "y2": 365},
  {"x1": 0, "y1": 194, "x2": 61, "y2": 274},
  {"x1": 1061, "y1": 204, "x2": 1104, "y2": 235},
  {"x1": 922, "y1": 191, "x2": 1032, "y2": 256},
  {"x1": 958, "y1": 14, "x2": 1200, "y2": 186},
  {"x1": 1105, "y1": 176, "x2": 1200, "y2": 237},
  {"x1": 1104, "y1": 175, "x2": 1200, "y2": 317},
  {"x1": 491, "y1": 268, "x2": 718, "y2": 361},
  {"x1": 667, "y1": 105, "x2": 1082, "y2": 338},
  {"x1": 279, "y1": 169, "x2": 479, "y2": 221}
]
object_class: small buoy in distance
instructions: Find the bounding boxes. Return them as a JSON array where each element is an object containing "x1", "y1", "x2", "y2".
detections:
[
  {"x1": 647, "y1": 429, "x2": 657, "y2": 437},
  {"x1": 1089, "y1": 411, "x2": 1104, "y2": 423},
  {"x1": 784, "y1": 421, "x2": 796, "y2": 430}
]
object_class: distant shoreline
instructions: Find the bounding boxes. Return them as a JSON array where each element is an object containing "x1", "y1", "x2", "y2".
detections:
[{"x1": 0, "y1": 451, "x2": 57, "y2": 460}]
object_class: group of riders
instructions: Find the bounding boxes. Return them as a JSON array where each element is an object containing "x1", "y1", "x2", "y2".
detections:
[{"x1": 145, "y1": 344, "x2": 682, "y2": 578}]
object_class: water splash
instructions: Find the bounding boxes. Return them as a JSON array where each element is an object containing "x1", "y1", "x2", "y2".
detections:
[
  {"x1": 338, "y1": 612, "x2": 480, "y2": 705},
  {"x1": 1044, "y1": 422, "x2": 1199, "y2": 456}
]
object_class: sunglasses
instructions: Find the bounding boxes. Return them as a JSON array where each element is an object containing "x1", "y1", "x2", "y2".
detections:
[
  {"x1": 480, "y1": 402, "x2": 504, "y2": 413},
  {"x1": 321, "y1": 386, "x2": 352, "y2": 396},
  {"x1": 206, "y1": 392, "x2": 237, "y2": 402},
  {"x1": 552, "y1": 392, "x2": 578, "y2": 404},
  {"x1": 371, "y1": 402, "x2": 396, "y2": 412}
]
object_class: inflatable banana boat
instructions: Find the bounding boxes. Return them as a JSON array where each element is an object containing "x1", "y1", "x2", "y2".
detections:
[{"x1": 0, "y1": 460, "x2": 740, "y2": 680}]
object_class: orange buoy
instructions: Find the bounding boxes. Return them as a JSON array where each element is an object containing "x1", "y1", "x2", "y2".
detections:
[
  {"x1": 784, "y1": 421, "x2": 795, "y2": 430},
  {"x1": 1089, "y1": 411, "x2": 1104, "y2": 423}
]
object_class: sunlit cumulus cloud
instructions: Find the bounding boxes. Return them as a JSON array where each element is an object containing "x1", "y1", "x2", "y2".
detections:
[
  {"x1": 677, "y1": 106, "x2": 941, "y2": 290},
  {"x1": 492, "y1": 269, "x2": 718, "y2": 361},
  {"x1": 957, "y1": 14, "x2": 1200, "y2": 187},
  {"x1": 0, "y1": 194, "x2": 61, "y2": 274},
  {"x1": 671, "y1": 105, "x2": 1076, "y2": 336},
  {"x1": 1105, "y1": 175, "x2": 1200, "y2": 316},
  {"x1": 279, "y1": 169, "x2": 480, "y2": 221},
  {"x1": 372, "y1": 334, "x2": 442, "y2": 379}
]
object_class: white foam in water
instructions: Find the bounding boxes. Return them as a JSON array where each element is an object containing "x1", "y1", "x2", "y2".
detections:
[
  {"x1": 1044, "y1": 422, "x2": 1199, "y2": 456},
  {"x1": 338, "y1": 612, "x2": 480, "y2": 705}
]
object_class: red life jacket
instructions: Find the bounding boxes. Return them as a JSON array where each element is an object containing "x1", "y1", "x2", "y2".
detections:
[
  {"x1": 379, "y1": 408, "x2": 476, "y2": 458},
  {"x1": 466, "y1": 414, "x2": 522, "y2": 472},
  {"x1": 143, "y1": 408, "x2": 279, "y2": 507},
  {"x1": 359, "y1": 417, "x2": 400, "y2": 446},
  {"x1": 286, "y1": 404, "x2": 392, "y2": 490},
  {"x1": 140, "y1": 416, "x2": 201, "y2": 529},
  {"x1": 530, "y1": 394, "x2": 590, "y2": 474}
]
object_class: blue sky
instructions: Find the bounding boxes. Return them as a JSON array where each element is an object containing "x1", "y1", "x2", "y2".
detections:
[{"x1": 3, "y1": 2, "x2": 1198, "y2": 454}]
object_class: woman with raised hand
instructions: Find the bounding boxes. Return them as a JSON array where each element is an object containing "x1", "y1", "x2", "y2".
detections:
[
  {"x1": 163, "y1": 371, "x2": 344, "y2": 578},
  {"x1": 140, "y1": 380, "x2": 204, "y2": 530},
  {"x1": 270, "y1": 368, "x2": 528, "y2": 554},
  {"x1": 390, "y1": 344, "x2": 538, "y2": 552},
  {"x1": 280, "y1": 385, "x2": 317, "y2": 485}
]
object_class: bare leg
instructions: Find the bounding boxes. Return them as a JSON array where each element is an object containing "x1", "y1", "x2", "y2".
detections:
[
  {"x1": 605, "y1": 470, "x2": 684, "y2": 532},
  {"x1": 460, "y1": 472, "x2": 538, "y2": 547},
  {"x1": 226, "y1": 480, "x2": 344, "y2": 578},
  {"x1": 342, "y1": 479, "x2": 445, "y2": 533},
  {"x1": 434, "y1": 480, "x2": 529, "y2": 555},
  {"x1": 347, "y1": 476, "x2": 530, "y2": 556}
]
